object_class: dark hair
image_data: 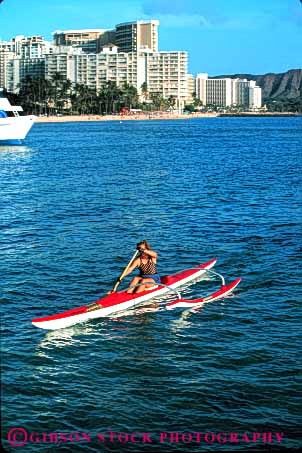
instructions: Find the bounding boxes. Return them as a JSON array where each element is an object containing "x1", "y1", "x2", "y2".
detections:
[{"x1": 137, "y1": 240, "x2": 151, "y2": 250}]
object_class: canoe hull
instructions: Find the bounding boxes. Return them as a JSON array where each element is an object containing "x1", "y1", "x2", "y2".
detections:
[{"x1": 32, "y1": 259, "x2": 217, "y2": 330}]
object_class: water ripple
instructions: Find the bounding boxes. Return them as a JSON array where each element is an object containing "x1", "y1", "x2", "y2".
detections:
[{"x1": 1, "y1": 118, "x2": 301, "y2": 452}]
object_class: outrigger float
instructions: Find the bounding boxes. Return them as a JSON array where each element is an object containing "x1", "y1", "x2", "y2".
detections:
[{"x1": 32, "y1": 258, "x2": 241, "y2": 330}]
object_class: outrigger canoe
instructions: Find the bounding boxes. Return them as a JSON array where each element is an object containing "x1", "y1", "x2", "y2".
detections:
[{"x1": 32, "y1": 259, "x2": 240, "y2": 330}]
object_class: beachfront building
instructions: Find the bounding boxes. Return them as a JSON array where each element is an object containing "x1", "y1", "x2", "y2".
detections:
[
  {"x1": 44, "y1": 46, "x2": 79, "y2": 81},
  {"x1": 248, "y1": 82, "x2": 262, "y2": 109},
  {"x1": 45, "y1": 21, "x2": 188, "y2": 111},
  {"x1": 233, "y1": 78, "x2": 262, "y2": 109},
  {"x1": 1, "y1": 55, "x2": 16, "y2": 91},
  {"x1": 115, "y1": 20, "x2": 159, "y2": 53},
  {"x1": 234, "y1": 79, "x2": 250, "y2": 106},
  {"x1": 52, "y1": 29, "x2": 115, "y2": 54},
  {"x1": 0, "y1": 35, "x2": 51, "y2": 92},
  {"x1": 17, "y1": 36, "x2": 52, "y2": 59},
  {"x1": 207, "y1": 77, "x2": 234, "y2": 106},
  {"x1": 195, "y1": 73, "x2": 207, "y2": 106},
  {"x1": 186, "y1": 74, "x2": 195, "y2": 104},
  {"x1": 0, "y1": 43, "x2": 15, "y2": 88},
  {"x1": 195, "y1": 73, "x2": 262, "y2": 109},
  {"x1": 52, "y1": 21, "x2": 159, "y2": 54},
  {"x1": 41, "y1": 46, "x2": 189, "y2": 111},
  {"x1": 0, "y1": 35, "x2": 52, "y2": 59},
  {"x1": 0, "y1": 20, "x2": 190, "y2": 109},
  {"x1": 5, "y1": 57, "x2": 45, "y2": 92},
  {"x1": 145, "y1": 51, "x2": 188, "y2": 111},
  {"x1": 43, "y1": 46, "x2": 134, "y2": 89}
]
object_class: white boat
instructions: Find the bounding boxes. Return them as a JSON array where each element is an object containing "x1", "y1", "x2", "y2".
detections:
[{"x1": 0, "y1": 89, "x2": 36, "y2": 143}]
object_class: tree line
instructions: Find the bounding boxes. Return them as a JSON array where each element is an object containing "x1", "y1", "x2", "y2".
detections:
[
  {"x1": 4, "y1": 74, "x2": 177, "y2": 116},
  {"x1": 184, "y1": 95, "x2": 302, "y2": 114},
  {"x1": 264, "y1": 98, "x2": 302, "y2": 113}
]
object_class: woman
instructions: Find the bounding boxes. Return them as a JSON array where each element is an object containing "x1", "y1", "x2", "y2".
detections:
[{"x1": 125, "y1": 241, "x2": 160, "y2": 294}]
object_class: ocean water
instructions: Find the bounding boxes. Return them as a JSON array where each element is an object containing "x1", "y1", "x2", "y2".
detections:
[{"x1": 1, "y1": 117, "x2": 301, "y2": 452}]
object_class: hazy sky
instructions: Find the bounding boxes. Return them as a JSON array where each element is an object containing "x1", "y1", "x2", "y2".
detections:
[{"x1": 0, "y1": 0, "x2": 301, "y2": 75}]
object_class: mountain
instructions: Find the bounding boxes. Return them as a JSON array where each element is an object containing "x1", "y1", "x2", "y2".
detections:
[{"x1": 213, "y1": 69, "x2": 302, "y2": 102}]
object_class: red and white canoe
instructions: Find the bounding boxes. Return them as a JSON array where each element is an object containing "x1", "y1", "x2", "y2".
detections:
[{"x1": 32, "y1": 259, "x2": 217, "y2": 330}]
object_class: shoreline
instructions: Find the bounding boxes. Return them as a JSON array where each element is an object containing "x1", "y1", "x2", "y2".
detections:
[
  {"x1": 35, "y1": 112, "x2": 217, "y2": 123},
  {"x1": 35, "y1": 111, "x2": 301, "y2": 123}
]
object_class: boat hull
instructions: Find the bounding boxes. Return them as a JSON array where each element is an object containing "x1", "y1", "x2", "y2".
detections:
[
  {"x1": 32, "y1": 259, "x2": 217, "y2": 330},
  {"x1": 0, "y1": 115, "x2": 36, "y2": 142}
]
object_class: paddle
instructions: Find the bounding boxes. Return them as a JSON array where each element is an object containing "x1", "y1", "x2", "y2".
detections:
[
  {"x1": 110, "y1": 250, "x2": 139, "y2": 293},
  {"x1": 86, "y1": 250, "x2": 140, "y2": 311}
]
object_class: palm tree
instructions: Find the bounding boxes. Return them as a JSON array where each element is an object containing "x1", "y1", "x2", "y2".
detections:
[
  {"x1": 121, "y1": 83, "x2": 138, "y2": 110},
  {"x1": 192, "y1": 93, "x2": 203, "y2": 109},
  {"x1": 70, "y1": 83, "x2": 83, "y2": 114},
  {"x1": 99, "y1": 81, "x2": 122, "y2": 114},
  {"x1": 33, "y1": 77, "x2": 52, "y2": 115},
  {"x1": 77, "y1": 84, "x2": 90, "y2": 114},
  {"x1": 59, "y1": 79, "x2": 72, "y2": 114},
  {"x1": 51, "y1": 72, "x2": 63, "y2": 114},
  {"x1": 18, "y1": 75, "x2": 35, "y2": 113},
  {"x1": 167, "y1": 95, "x2": 176, "y2": 111},
  {"x1": 150, "y1": 92, "x2": 167, "y2": 111},
  {"x1": 141, "y1": 82, "x2": 148, "y2": 101}
]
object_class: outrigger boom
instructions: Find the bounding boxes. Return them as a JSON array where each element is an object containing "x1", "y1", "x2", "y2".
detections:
[
  {"x1": 32, "y1": 259, "x2": 241, "y2": 330},
  {"x1": 166, "y1": 277, "x2": 241, "y2": 310}
]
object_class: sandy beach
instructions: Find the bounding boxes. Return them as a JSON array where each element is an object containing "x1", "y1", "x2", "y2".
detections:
[
  {"x1": 35, "y1": 112, "x2": 218, "y2": 123},
  {"x1": 34, "y1": 111, "x2": 300, "y2": 123}
]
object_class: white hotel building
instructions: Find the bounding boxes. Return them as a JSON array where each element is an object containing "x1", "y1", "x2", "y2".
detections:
[
  {"x1": 42, "y1": 43, "x2": 188, "y2": 110},
  {"x1": 196, "y1": 73, "x2": 262, "y2": 109},
  {"x1": 0, "y1": 35, "x2": 51, "y2": 91}
]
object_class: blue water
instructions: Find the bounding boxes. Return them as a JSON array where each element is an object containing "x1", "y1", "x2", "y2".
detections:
[{"x1": 1, "y1": 118, "x2": 301, "y2": 452}]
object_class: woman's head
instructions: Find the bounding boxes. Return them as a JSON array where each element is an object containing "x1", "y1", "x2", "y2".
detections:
[{"x1": 137, "y1": 240, "x2": 151, "y2": 250}]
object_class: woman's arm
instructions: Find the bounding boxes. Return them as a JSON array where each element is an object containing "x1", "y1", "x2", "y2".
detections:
[
  {"x1": 123, "y1": 258, "x2": 140, "y2": 276},
  {"x1": 140, "y1": 248, "x2": 158, "y2": 259}
]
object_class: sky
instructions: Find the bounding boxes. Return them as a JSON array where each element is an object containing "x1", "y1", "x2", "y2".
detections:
[{"x1": 0, "y1": 0, "x2": 301, "y2": 75}]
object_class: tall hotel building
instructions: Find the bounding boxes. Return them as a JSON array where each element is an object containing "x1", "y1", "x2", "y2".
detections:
[
  {"x1": 0, "y1": 35, "x2": 51, "y2": 91},
  {"x1": 0, "y1": 41, "x2": 15, "y2": 88},
  {"x1": 115, "y1": 20, "x2": 159, "y2": 53}
]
